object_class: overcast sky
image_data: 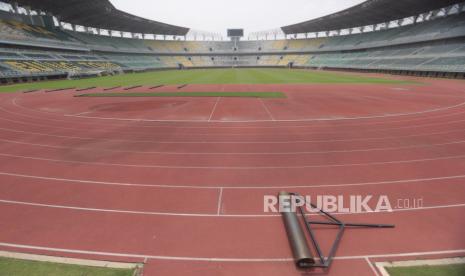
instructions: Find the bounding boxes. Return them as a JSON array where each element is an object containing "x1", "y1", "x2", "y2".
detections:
[{"x1": 111, "y1": 0, "x2": 365, "y2": 36}]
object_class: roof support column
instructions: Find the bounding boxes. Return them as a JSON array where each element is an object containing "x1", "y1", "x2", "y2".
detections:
[
  {"x1": 443, "y1": 6, "x2": 453, "y2": 16},
  {"x1": 24, "y1": 6, "x2": 31, "y2": 16},
  {"x1": 12, "y1": 2, "x2": 19, "y2": 14},
  {"x1": 23, "y1": 6, "x2": 34, "y2": 25}
]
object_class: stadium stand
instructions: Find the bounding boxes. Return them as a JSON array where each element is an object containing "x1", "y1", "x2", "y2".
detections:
[{"x1": 0, "y1": 0, "x2": 464, "y2": 84}]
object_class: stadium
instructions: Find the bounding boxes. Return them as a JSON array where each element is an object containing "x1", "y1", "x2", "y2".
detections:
[{"x1": 0, "y1": 0, "x2": 464, "y2": 275}]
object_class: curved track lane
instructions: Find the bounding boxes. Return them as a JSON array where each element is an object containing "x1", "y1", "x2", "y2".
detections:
[{"x1": 0, "y1": 78, "x2": 464, "y2": 275}]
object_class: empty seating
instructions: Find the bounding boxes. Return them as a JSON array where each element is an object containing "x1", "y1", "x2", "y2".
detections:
[{"x1": 0, "y1": 11, "x2": 464, "y2": 77}]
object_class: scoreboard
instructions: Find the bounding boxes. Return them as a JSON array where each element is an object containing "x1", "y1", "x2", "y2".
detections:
[{"x1": 227, "y1": 29, "x2": 244, "y2": 37}]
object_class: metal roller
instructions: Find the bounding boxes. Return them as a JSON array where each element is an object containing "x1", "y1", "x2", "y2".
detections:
[{"x1": 279, "y1": 191, "x2": 315, "y2": 268}]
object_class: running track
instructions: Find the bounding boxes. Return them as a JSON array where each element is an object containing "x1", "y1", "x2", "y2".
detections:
[{"x1": 0, "y1": 77, "x2": 464, "y2": 275}]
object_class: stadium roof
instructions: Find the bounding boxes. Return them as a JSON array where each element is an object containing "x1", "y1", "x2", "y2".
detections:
[
  {"x1": 4, "y1": 0, "x2": 189, "y2": 36},
  {"x1": 282, "y1": 0, "x2": 464, "y2": 34}
]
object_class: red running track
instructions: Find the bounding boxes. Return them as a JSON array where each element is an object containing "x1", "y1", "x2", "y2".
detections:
[{"x1": 0, "y1": 76, "x2": 465, "y2": 275}]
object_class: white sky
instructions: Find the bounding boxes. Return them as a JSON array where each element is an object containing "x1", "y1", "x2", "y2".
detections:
[{"x1": 111, "y1": 0, "x2": 365, "y2": 36}]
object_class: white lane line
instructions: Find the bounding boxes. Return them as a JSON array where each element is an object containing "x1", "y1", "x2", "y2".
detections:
[
  {"x1": 376, "y1": 263, "x2": 390, "y2": 276},
  {"x1": 7, "y1": 97, "x2": 465, "y2": 131},
  {"x1": 1, "y1": 137, "x2": 465, "y2": 156},
  {"x1": 1, "y1": 151, "x2": 465, "y2": 170},
  {"x1": 2, "y1": 171, "x2": 465, "y2": 190},
  {"x1": 208, "y1": 97, "x2": 221, "y2": 122},
  {"x1": 376, "y1": 257, "x2": 465, "y2": 274},
  {"x1": 366, "y1": 257, "x2": 380, "y2": 276},
  {"x1": 0, "y1": 199, "x2": 464, "y2": 218},
  {"x1": 0, "y1": 101, "x2": 465, "y2": 139},
  {"x1": 5, "y1": 109, "x2": 465, "y2": 139},
  {"x1": 217, "y1": 188, "x2": 223, "y2": 215},
  {"x1": 2, "y1": 123, "x2": 465, "y2": 145},
  {"x1": 63, "y1": 115, "x2": 460, "y2": 132},
  {"x1": 4, "y1": 101, "x2": 465, "y2": 136},
  {"x1": 64, "y1": 100, "x2": 465, "y2": 123},
  {"x1": 260, "y1": 99, "x2": 275, "y2": 121},
  {"x1": 0, "y1": 250, "x2": 140, "y2": 269},
  {"x1": 69, "y1": 111, "x2": 94, "y2": 117},
  {"x1": 0, "y1": 199, "x2": 217, "y2": 217},
  {"x1": 0, "y1": 242, "x2": 463, "y2": 263},
  {"x1": 337, "y1": 249, "x2": 465, "y2": 261}
]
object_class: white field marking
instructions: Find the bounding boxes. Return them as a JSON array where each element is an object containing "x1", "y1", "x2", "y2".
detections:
[
  {"x1": 1, "y1": 137, "x2": 465, "y2": 156},
  {"x1": 363, "y1": 96, "x2": 387, "y2": 102},
  {"x1": 0, "y1": 199, "x2": 464, "y2": 218},
  {"x1": 366, "y1": 257, "x2": 380, "y2": 276},
  {"x1": 61, "y1": 98, "x2": 465, "y2": 123},
  {"x1": 375, "y1": 257, "x2": 465, "y2": 276},
  {"x1": 208, "y1": 97, "x2": 220, "y2": 122},
  {"x1": 5, "y1": 100, "x2": 465, "y2": 138},
  {"x1": 0, "y1": 171, "x2": 213, "y2": 189},
  {"x1": 7, "y1": 110, "x2": 465, "y2": 140},
  {"x1": 68, "y1": 98, "x2": 465, "y2": 123},
  {"x1": 1, "y1": 151, "x2": 465, "y2": 170},
  {"x1": 259, "y1": 99, "x2": 275, "y2": 121},
  {"x1": 69, "y1": 111, "x2": 94, "y2": 117},
  {"x1": 33, "y1": 93, "x2": 465, "y2": 123},
  {"x1": 2, "y1": 171, "x2": 465, "y2": 190},
  {"x1": 376, "y1": 263, "x2": 390, "y2": 276},
  {"x1": 2, "y1": 122, "x2": 465, "y2": 145},
  {"x1": 217, "y1": 188, "x2": 223, "y2": 215},
  {"x1": 7, "y1": 97, "x2": 465, "y2": 130},
  {"x1": 376, "y1": 257, "x2": 465, "y2": 270},
  {"x1": 0, "y1": 242, "x2": 464, "y2": 263},
  {"x1": 336, "y1": 250, "x2": 465, "y2": 261},
  {"x1": 0, "y1": 250, "x2": 140, "y2": 269},
  {"x1": 66, "y1": 111, "x2": 465, "y2": 129}
]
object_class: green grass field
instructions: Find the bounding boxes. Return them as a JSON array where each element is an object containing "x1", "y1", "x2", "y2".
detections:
[
  {"x1": 76, "y1": 92, "x2": 286, "y2": 98},
  {"x1": 0, "y1": 68, "x2": 412, "y2": 93},
  {"x1": 0, "y1": 257, "x2": 136, "y2": 276},
  {"x1": 386, "y1": 263, "x2": 465, "y2": 276}
]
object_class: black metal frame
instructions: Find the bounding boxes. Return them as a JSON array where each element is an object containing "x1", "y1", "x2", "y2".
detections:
[{"x1": 291, "y1": 193, "x2": 395, "y2": 269}]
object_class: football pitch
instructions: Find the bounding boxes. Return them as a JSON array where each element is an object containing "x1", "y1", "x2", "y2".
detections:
[{"x1": 0, "y1": 68, "x2": 411, "y2": 93}]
